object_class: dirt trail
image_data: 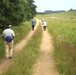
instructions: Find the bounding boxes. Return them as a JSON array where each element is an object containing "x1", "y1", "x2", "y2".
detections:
[
  {"x1": 32, "y1": 24, "x2": 60, "y2": 75},
  {"x1": 0, "y1": 19, "x2": 39, "y2": 75}
]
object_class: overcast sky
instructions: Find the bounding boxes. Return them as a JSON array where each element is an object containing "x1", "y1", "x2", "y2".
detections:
[{"x1": 34, "y1": 0, "x2": 76, "y2": 12}]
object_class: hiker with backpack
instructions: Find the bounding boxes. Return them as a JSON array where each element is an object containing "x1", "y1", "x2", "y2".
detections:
[{"x1": 2, "y1": 24, "x2": 15, "y2": 59}]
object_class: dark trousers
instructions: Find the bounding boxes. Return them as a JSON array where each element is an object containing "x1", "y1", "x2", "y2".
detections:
[
  {"x1": 43, "y1": 26, "x2": 46, "y2": 31},
  {"x1": 32, "y1": 25, "x2": 35, "y2": 31}
]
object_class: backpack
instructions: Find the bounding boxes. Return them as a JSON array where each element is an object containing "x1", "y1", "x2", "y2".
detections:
[{"x1": 5, "y1": 36, "x2": 13, "y2": 42}]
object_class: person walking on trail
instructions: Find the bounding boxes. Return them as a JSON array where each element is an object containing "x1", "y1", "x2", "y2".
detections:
[
  {"x1": 2, "y1": 24, "x2": 15, "y2": 59},
  {"x1": 41, "y1": 19, "x2": 45, "y2": 25},
  {"x1": 42, "y1": 20, "x2": 47, "y2": 31},
  {"x1": 31, "y1": 18, "x2": 36, "y2": 31}
]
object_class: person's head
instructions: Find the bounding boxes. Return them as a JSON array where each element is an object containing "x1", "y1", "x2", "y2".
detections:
[
  {"x1": 7, "y1": 24, "x2": 12, "y2": 28},
  {"x1": 42, "y1": 19, "x2": 45, "y2": 22}
]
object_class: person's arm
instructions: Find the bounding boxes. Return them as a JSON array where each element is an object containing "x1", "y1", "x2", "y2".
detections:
[
  {"x1": 12, "y1": 30, "x2": 15, "y2": 39},
  {"x1": 12, "y1": 36, "x2": 15, "y2": 39}
]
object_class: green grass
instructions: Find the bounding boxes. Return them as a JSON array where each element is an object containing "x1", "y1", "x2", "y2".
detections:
[
  {"x1": 13, "y1": 21, "x2": 31, "y2": 44},
  {"x1": 47, "y1": 12, "x2": 76, "y2": 75},
  {"x1": 0, "y1": 21, "x2": 31, "y2": 60},
  {"x1": 37, "y1": 11, "x2": 76, "y2": 75},
  {"x1": 48, "y1": 22, "x2": 76, "y2": 75},
  {"x1": 3, "y1": 23, "x2": 42, "y2": 75}
]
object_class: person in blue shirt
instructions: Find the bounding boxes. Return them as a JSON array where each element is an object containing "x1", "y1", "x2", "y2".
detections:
[{"x1": 31, "y1": 19, "x2": 36, "y2": 31}]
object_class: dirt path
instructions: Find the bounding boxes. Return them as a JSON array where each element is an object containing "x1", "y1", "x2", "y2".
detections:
[
  {"x1": 0, "y1": 19, "x2": 39, "y2": 75},
  {"x1": 32, "y1": 27, "x2": 60, "y2": 75}
]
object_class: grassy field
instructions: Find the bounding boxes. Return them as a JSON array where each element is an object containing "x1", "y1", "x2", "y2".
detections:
[
  {"x1": 40, "y1": 11, "x2": 76, "y2": 75},
  {"x1": 0, "y1": 21, "x2": 31, "y2": 60},
  {"x1": 3, "y1": 23, "x2": 42, "y2": 75}
]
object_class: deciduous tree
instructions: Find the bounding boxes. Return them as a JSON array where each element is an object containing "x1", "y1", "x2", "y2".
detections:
[{"x1": 0, "y1": 0, "x2": 37, "y2": 28}]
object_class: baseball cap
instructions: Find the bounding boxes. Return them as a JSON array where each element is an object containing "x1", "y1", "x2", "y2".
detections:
[{"x1": 7, "y1": 24, "x2": 12, "y2": 28}]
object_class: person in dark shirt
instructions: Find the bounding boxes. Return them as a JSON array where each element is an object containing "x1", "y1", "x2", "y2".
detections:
[{"x1": 31, "y1": 19, "x2": 36, "y2": 31}]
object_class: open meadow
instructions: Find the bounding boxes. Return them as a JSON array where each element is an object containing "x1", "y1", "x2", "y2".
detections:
[{"x1": 37, "y1": 11, "x2": 76, "y2": 75}]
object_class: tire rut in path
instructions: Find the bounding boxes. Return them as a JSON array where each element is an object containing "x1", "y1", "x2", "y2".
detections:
[
  {"x1": 0, "y1": 19, "x2": 39, "y2": 75},
  {"x1": 33, "y1": 29, "x2": 60, "y2": 75}
]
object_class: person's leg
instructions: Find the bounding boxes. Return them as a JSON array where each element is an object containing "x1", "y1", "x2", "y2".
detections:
[
  {"x1": 32, "y1": 25, "x2": 34, "y2": 31},
  {"x1": 43, "y1": 26, "x2": 45, "y2": 31},
  {"x1": 4, "y1": 41, "x2": 9, "y2": 58},
  {"x1": 9, "y1": 41, "x2": 14, "y2": 58},
  {"x1": 32, "y1": 25, "x2": 33, "y2": 30},
  {"x1": 33, "y1": 25, "x2": 35, "y2": 30},
  {"x1": 45, "y1": 26, "x2": 46, "y2": 31}
]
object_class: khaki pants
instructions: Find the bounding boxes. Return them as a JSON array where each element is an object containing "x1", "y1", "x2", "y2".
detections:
[{"x1": 4, "y1": 40, "x2": 14, "y2": 58}]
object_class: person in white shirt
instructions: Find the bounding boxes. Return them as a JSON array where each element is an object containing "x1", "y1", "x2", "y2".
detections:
[
  {"x1": 2, "y1": 24, "x2": 15, "y2": 59},
  {"x1": 43, "y1": 21, "x2": 47, "y2": 31}
]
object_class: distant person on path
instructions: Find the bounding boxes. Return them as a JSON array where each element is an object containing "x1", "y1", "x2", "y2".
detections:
[
  {"x1": 2, "y1": 24, "x2": 15, "y2": 59},
  {"x1": 41, "y1": 19, "x2": 45, "y2": 25},
  {"x1": 42, "y1": 20, "x2": 47, "y2": 31},
  {"x1": 31, "y1": 18, "x2": 36, "y2": 31}
]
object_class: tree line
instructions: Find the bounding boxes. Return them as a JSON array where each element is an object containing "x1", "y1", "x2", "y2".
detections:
[{"x1": 0, "y1": 0, "x2": 37, "y2": 29}]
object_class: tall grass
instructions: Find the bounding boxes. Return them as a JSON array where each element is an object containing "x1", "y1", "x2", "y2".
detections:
[
  {"x1": 48, "y1": 22, "x2": 76, "y2": 75},
  {"x1": 47, "y1": 11, "x2": 76, "y2": 75},
  {"x1": 3, "y1": 23, "x2": 42, "y2": 75},
  {"x1": 0, "y1": 21, "x2": 31, "y2": 60}
]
